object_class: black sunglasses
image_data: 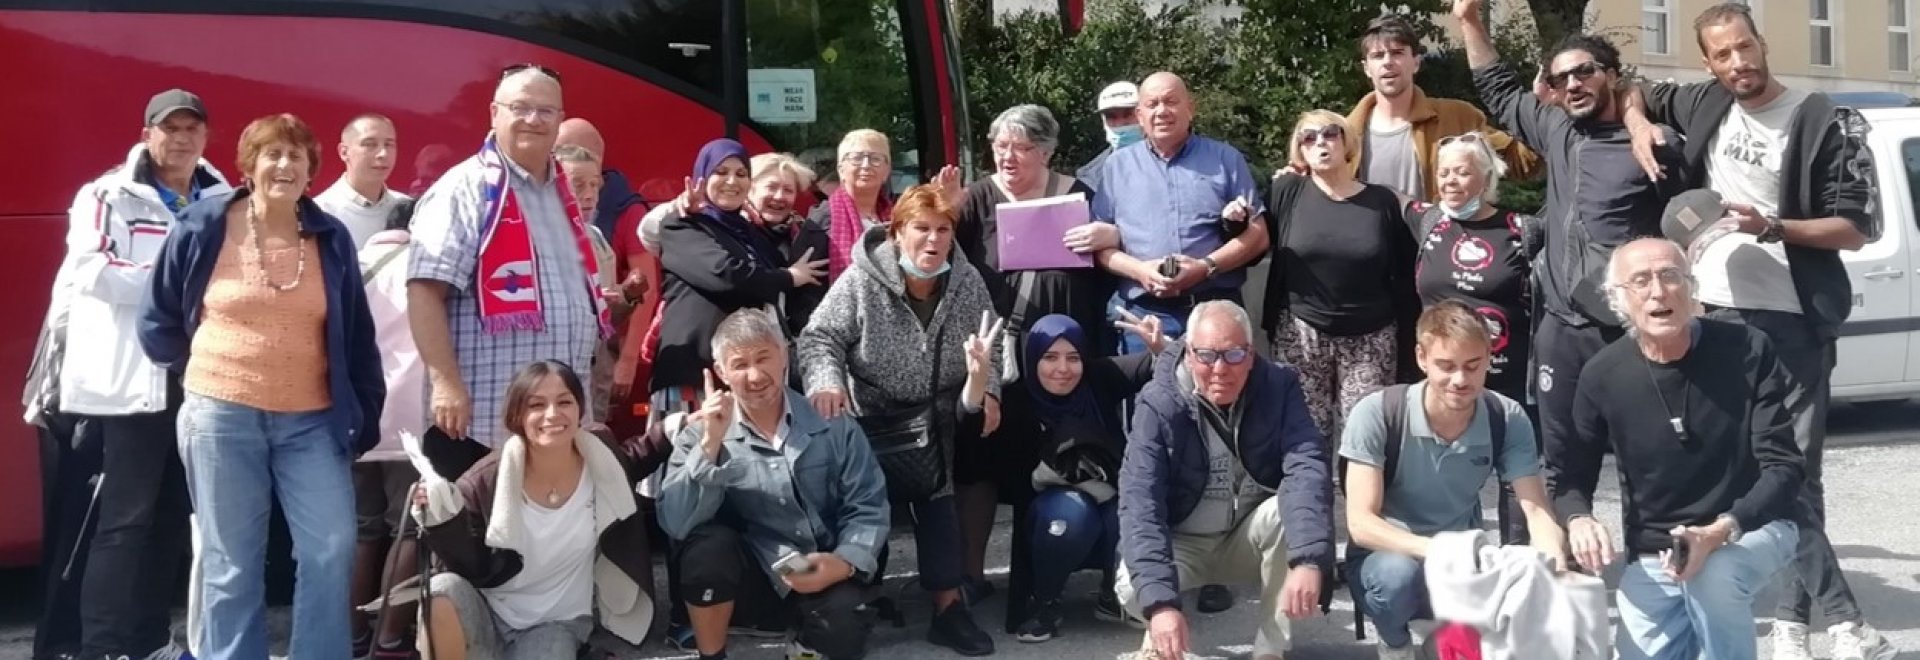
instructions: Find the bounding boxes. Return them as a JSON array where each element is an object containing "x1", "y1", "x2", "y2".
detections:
[
  {"x1": 1296, "y1": 124, "x2": 1344, "y2": 147},
  {"x1": 1190, "y1": 346, "x2": 1253, "y2": 366},
  {"x1": 1545, "y1": 61, "x2": 1605, "y2": 88},
  {"x1": 501, "y1": 63, "x2": 563, "y2": 83}
]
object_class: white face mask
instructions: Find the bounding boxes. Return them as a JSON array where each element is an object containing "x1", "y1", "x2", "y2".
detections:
[{"x1": 1441, "y1": 197, "x2": 1483, "y2": 220}]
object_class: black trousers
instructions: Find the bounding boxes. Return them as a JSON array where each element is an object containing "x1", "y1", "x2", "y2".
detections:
[
  {"x1": 33, "y1": 413, "x2": 101, "y2": 660},
  {"x1": 78, "y1": 398, "x2": 192, "y2": 657},
  {"x1": 677, "y1": 523, "x2": 873, "y2": 659}
]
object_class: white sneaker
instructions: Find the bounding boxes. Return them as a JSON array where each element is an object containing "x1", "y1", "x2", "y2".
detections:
[
  {"x1": 786, "y1": 637, "x2": 824, "y2": 660},
  {"x1": 1377, "y1": 643, "x2": 1416, "y2": 660},
  {"x1": 1770, "y1": 621, "x2": 1812, "y2": 660},
  {"x1": 1830, "y1": 621, "x2": 1896, "y2": 660}
]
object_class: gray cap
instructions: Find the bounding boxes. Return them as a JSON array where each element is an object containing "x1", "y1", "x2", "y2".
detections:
[{"x1": 145, "y1": 89, "x2": 207, "y2": 126}]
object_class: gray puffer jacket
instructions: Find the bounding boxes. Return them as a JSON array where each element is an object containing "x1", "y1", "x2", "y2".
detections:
[{"x1": 799, "y1": 227, "x2": 1001, "y2": 494}]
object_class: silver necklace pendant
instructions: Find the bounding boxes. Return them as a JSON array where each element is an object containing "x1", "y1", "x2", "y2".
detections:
[{"x1": 1669, "y1": 417, "x2": 1684, "y2": 434}]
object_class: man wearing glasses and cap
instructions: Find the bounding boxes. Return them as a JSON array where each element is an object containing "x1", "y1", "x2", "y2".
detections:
[
  {"x1": 31, "y1": 87, "x2": 230, "y2": 660},
  {"x1": 409, "y1": 64, "x2": 613, "y2": 448},
  {"x1": 1076, "y1": 80, "x2": 1143, "y2": 195},
  {"x1": 1115, "y1": 300, "x2": 1332, "y2": 660}
]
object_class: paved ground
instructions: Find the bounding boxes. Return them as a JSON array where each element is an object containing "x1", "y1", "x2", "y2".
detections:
[{"x1": 4, "y1": 401, "x2": 1918, "y2": 660}]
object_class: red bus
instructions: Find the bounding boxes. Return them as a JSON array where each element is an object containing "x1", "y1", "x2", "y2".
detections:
[{"x1": 0, "y1": 0, "x2": 973, "y2": 566}]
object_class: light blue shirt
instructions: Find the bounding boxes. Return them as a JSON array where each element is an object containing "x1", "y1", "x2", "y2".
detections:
[
  {"x1": 1338, "y1": 382, "x2": 1539, "y2": 536},
  {"x1": 1090, "y1": 134, "x2": 1264, "y2": 301}
]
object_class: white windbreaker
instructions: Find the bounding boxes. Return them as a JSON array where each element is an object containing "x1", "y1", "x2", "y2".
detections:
[{"x1": 52, "y1": 144, "x2": 230, "y2": 415}]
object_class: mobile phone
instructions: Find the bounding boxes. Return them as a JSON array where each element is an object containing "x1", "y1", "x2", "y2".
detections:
[
  {"x1": 773, "y1": 551, "x2": 814, "y2": 577},
  {"x1": 1665, "y1": 530, "x2": 1691, "y2": 573},
  {"x1": 1158, "y1": 254, "x2": 1182, "y2": 278},
  {"x1": 708, "y1": 366, "x2": 731, "y2": 393}
]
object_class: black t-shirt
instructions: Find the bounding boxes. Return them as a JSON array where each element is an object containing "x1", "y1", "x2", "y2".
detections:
[
  {"x1": 954, "y1": 176, "x2": 1113, "y2": 348},
  {"x1": 1410, "y1": 202, "x2": 1532, "y2": 399},
  {"x1": 1559, "y1": 319, "x2": 1806, "y2": 555},
  {"x1": 1276, "y1": 183, "x2": 1419, "y2": 336}
]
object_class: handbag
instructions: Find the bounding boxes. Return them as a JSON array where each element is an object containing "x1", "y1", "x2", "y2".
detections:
[{"x1": 855, "y1": 322, "x2": 951, "y2": 502}]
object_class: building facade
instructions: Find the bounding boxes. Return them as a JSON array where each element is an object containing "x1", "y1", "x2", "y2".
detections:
[{"x1": 1593, "y1": 0, "x2": 1920, "y2": 95}]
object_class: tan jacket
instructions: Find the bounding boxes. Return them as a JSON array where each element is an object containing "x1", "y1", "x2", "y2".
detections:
[{"x1": 1345, "y1": 86, "x2": 1541, "y2": 200}]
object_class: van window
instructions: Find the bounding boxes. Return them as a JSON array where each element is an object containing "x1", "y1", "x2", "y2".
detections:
[{"x1": 1902, "y1": 138, "x2": 1920, "y2": 232}]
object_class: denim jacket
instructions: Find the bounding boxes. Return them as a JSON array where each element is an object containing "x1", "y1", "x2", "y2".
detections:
[
  {"x1": 658, "y1": 389, "x2": 891, "y2": 596},
  {"x1": 137, "y1": 189, "x2": 386, "y2": 456}
]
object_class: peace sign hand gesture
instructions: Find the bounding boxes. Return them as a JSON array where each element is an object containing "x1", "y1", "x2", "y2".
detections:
[
  {"x1": 1113, "y1": 306, "x2": 1168, "y2": 354},
  {"x1": 674, "y1": 176, "x2": 709, "y2": 217},
  {"x1": 964, "y1": 310, "x2": 1008, "y2": 381}
]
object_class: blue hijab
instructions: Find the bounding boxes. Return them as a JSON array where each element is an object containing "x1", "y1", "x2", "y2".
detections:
[
  {"x1": 692, "y1": 138, "x2": 778, "y2": 267},
  {"x1": 1023, "y1": 315, "x2": 1105, "y2": 430}
]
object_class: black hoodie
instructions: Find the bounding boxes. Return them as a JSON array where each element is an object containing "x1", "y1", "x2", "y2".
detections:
[{"x1": 1643, "y1": 81, "x2": 1880, "y2": 339}]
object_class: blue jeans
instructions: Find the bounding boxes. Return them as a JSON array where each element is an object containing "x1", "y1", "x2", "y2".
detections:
[
  {"x1": 1346, "y1": 547, "x2": 1431, "y2": 649},
  {"x1": 1616, "y1": 520, "x2": 1799, "y2": 660},
  {"x1": 1026, "y1": 488, "x2": 1117, "y2": 603},
  {"x1": 178, "y1": 393, "x2": 355, "y2": 660}
]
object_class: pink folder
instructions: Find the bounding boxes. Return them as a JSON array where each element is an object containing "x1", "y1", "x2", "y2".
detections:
[{"x1": 996, "y1": 192, "x2": 1094, "y2": 270}]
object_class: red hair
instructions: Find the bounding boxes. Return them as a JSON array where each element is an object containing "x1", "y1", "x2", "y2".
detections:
[{"x1": 235, "y1": 113, "x2": 322, "y2": 182}]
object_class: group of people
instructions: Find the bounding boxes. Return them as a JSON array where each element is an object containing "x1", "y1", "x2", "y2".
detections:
[{"x1": 22, "y1": 2, "x2": 1901, "y2": 660}]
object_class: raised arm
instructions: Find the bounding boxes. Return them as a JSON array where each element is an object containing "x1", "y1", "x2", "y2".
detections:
[{"x1": 1458, "y1": 0, "x2": 1561, "y2": 151}]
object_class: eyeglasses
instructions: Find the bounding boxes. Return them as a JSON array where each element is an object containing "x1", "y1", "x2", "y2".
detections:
[
  {"x1": 501, "y1": 63, "x2": 563, "y2": 83},
  {"x1": 1545, "y1": 61, "x2": 1606, "y2": 89},
  {"x1": 1189, "y1": 345, "x2": 1252, "y2": 366},
  {"x1": 991, "y1": 140, "x2": 1039, "y2": 156},
  {"x1": 841, "y1": 151, "x2": 888, "y2": 167},
  {"x1": 1296, "y1": 125, "x2": 1344, "y2": 147},
  {"x1": 492, "y1": 101, "x2": 562, "y2": 123},
  {"x1": 1613, "y1": 267, "x2": 1689, "y2": 294}
]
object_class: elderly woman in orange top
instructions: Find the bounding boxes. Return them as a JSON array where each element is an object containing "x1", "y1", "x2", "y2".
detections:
[{"x1": 139, "y1": 113, "x2": 385, "y2": 660}]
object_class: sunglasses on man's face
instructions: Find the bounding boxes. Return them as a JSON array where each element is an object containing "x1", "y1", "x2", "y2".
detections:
[
  {"x1": 1545, "y1": 61, "x2": 1604, "y2": 89},
  {"x1": 1189, "y1": 346, "x2": 1252, "y2": 367},
  {"x1": 1296, "y1": 125, "x2": 1344, "y2": 147},
  {"x1": 501, "y1": 62, "x2": 563, "y2": 83}
]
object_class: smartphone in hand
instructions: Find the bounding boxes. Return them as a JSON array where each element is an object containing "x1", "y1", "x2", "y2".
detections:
[
  {"x1": 1664, "y1": 528, "x2": 1692, "y2": 575},
  {"x1": 773, "y1": 550, "x2": 814, "y2": 577}
]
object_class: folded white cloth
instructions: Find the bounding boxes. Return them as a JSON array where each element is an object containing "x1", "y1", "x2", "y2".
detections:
[{"x1": 1425, "y1": 529, "x2": 1611, "y2": 660}]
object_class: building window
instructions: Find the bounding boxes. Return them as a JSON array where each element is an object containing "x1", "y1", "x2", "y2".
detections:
[
  {"x1": 1894, "y1": 0, "x2": 1913, "y2": 72},
  {"x1": 1643, "y1": 0, "x2": 1670, "y2": 56},
  {"x1": 1812, "y1": 0, "x2": 1836, "y2": 67}
]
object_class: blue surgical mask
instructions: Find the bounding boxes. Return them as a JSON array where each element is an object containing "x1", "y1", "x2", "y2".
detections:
[
  {"x1": 1106, "y1": 124, "x2": 1145, "y2": 150},
  {"x1": 898, "y1": 253, "x2": 952, "y2": 280},
  {"x1": 1441, "y1": 197, "x2": 1483, "y2": 220}
]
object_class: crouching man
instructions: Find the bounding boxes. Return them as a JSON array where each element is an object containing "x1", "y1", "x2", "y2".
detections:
[
  {"x1": 1116, "y1": 300, "x2": 1333, "y2": 660},
  {"x1": 1341, "y1": 301, "x2": 1568, "y2": 659},
  {"x1": 659, "y1": 309, "x2": 890, "y2": 660}
]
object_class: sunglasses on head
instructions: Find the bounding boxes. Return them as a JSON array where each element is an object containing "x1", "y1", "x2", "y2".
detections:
[
  {"x1": 501, "y1": 63, "x2": 563, "y2": 83},
  {"x1": 1545, "y1": 61, "x2": 1605, "y2": 88},
  {"x1": 1189, "y1": 346, "x2": 1252, "y2": 366},
  {"x1": 1296, "y1": 125, "x2": 1344, "y2": 147},
  {"x1": 1436, "y1": 132, "x2": 1486, "y2": 148}
]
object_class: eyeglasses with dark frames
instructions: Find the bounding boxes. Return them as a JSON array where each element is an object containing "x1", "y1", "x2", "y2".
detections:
[{"x1": 1189, "y1": 345, "x2": 1253, "y2": 366}]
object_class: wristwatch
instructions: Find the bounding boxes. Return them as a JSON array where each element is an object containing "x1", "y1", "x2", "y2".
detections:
[
  {"x1": 1201, "y1": 256, "x2": 1220, "y2": 278},
  {"x1": 1716, "y1": 513, "x2": 1745, "y2": 544},
  {"x1": 1757, "y1": 215, "x2": 1786, "y2": 244}
]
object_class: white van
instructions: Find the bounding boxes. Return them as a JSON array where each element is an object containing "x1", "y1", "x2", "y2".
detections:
[{"x1": 1834, "y1": 107, "x2": 1920, "y2": 403}]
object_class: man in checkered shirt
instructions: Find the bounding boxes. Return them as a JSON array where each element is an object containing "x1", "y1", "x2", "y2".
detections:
[{"x1": 407, "y1": 65, "x2": 602, "y2": 446}]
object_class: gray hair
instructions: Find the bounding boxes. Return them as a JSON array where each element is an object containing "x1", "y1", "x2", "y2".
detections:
[
  {"x1": 710, "y1": 308, "x2": 788, "y2": 359},
  {"x1": 1602, "y1": 238, "x2": 1696, "y2": 333},
  {"x1": 1185, "y1": 300, "x2": 1254, "y2": 347},
  {"x1": 552, "y1": 143, "x2": 598, "y2": 165},
  {"x1": 1434, "y1": 132, "x2": 1507, "y2": 204},
  {"x1": 987, "y1": 104, "x2": 1061, "y2": 156}
]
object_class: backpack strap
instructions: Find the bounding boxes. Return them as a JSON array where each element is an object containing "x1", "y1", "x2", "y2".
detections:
[
  {"x1": 1483, "y1": 390, "x2": 1507, "y2": 474},
  {"x1": 1380, "y1": 384, "x2": 1412, "y2": 487}
]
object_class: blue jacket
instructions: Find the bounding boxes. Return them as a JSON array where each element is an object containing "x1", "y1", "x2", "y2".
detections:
[
  {"x1": 138, "y1": 189, "x2": 386, "y2": 456},
  {"x1": 1118, "y1": 350, "x2": 1333, "y2": 615}
]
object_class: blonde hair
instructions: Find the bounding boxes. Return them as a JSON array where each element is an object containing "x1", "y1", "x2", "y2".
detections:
[
  {"x1": 1285, "y1": 109, "x2": 1356, "y2": 169},
  {"x1": 1434, "y1": 132, "x2": 1507, "y2": 204},
  {"x1": 836, "y1": 129, "x2": 890, "y2": 161},
  {"x1": 750, "y1": 152, "x2": 818, "y2": 190}
]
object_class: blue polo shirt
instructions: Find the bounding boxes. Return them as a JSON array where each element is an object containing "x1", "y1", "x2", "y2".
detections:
[
  {"x1": 1090, "y1": 134, "x2": 1263, "y2": 301},
  {"x1": 1338, "y1": 382, "x2": 1539, "y2": 536}
]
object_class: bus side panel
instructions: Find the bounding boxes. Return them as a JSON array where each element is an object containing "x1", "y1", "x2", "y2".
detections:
[{"x1": 0, "y1": 9, "x2": 745, "y2": 566}]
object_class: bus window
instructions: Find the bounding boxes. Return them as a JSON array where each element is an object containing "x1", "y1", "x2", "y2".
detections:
[
  {"x1": 744, "y1": 0, "x2": 920, "y2": 193},
  {"x1": 278, "y1": 0, "x2": 724, "y2": 95}
]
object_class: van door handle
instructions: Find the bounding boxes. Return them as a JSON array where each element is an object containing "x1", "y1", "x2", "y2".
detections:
[{"x1": 1863, "y1": 267, "x2": 1905, "y2": 280}]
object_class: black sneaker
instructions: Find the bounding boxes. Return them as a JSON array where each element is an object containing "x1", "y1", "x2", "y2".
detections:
[
  {"x1": 1093, "y1": 591, "x2": 1146, "y2": 630},
  {"x1": 1014, "y1": 600, "x2": 1062, "y2": 643},
  {"x1": 927, "y1": 603, "x2": 995, "y2": 656},
  {"x1": 1197, "y1": 584, "x2": 1235, "y2": 614}
]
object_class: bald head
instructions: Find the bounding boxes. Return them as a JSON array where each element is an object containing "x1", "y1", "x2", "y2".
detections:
[
  {"x1": 1136, "y1": 71, "x2": 1194, "y2": 150},
  {"x1": 557, "y1": 118, "x2": 606, "y2": 161}
]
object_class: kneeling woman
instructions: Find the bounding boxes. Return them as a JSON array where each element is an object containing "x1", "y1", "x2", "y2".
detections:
[
  {"x1": 1014, "y1": 313, "x2": 1167, "y2": 643},
  {"x1": 412, "y1": 361, "x2": 660, "y2": 659}
]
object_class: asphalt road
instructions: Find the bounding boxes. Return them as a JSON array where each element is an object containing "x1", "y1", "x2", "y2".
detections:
[{"x1": 4, "y1": 401, "x2": 1917, "y2": 660}]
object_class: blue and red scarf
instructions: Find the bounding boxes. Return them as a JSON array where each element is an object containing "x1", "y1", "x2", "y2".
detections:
[{"x1": 474, "y1": 135, "x2": 613, "y2": 338}]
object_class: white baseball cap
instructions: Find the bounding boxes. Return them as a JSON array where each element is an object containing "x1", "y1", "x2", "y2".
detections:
[{"x1": 1096, "y1": 81, "x2": 1139, "y2": 112}]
